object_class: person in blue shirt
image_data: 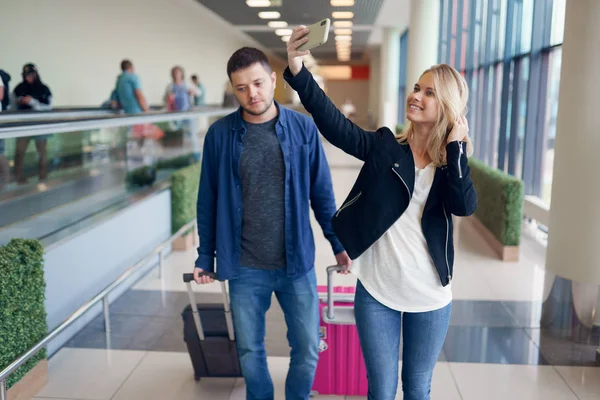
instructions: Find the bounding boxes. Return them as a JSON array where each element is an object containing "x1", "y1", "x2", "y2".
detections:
[
  {"x1": 113, "y1": 60, "x2": 151, "y2": 165},
  {"x1": 114, "y1": 60, "x2": 148, "y2": 114},
  {"x1": 192, "y1": 47, "x2": 351, "y2": 400}
]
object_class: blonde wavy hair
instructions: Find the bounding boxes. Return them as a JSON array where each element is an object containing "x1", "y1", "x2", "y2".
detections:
[{"x1": 396, "y1": 64, "x2": 474, "y2": 167}]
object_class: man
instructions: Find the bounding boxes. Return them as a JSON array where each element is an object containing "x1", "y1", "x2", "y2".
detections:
[
  {"x1": 113, "y1": 59, "x2": 148, "y2": 114},
  {"x1": 192, "y1": 47, "x2": 351, "y2": 400},
  {"x1": 112, "y1": 60, "x2": 151, "y2": 166}
]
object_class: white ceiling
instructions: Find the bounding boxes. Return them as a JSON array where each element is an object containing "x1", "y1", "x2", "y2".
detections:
[{"x1": 194, "y1": 0, "x2": 410, "y2": 65}]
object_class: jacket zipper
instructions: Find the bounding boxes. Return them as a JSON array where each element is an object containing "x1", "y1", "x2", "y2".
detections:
[
  {"x1": 442, "y1": 203, "x2": 451, "y2": 282},
  {"x1": 336, "y1": 192, "x2": 362, "y2": 217},
  {"x1": 457, "y1": 141, "x2": 463, "y2": 179},
  {"x1": 391, "y1": 168, "x2": 410, "y2": 196}
]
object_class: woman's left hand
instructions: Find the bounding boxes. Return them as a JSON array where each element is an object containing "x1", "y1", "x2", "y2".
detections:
[{"x1": 447, "y1": 115, "x2": 469, "y2": 144}]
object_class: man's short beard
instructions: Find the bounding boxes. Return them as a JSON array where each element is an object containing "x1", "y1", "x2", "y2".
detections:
[{"x1": 243, "y1": 99, "x2": 274, "y2": 116}]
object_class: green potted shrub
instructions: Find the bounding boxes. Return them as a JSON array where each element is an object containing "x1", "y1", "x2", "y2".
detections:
[
  {"x1": 468, "y1": 158, "x2": 524, "y2": 261},
  {"x1": 0, "y1": 239, "x2": 48, "y2": 398},
  {"x1": 170, "y1": 163, "x2": 201, "y2": 250}
]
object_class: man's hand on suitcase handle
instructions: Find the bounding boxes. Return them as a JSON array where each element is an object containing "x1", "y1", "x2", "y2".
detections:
[{"x1": 192, "y1": 268, "x2": 216, "y2": 284}]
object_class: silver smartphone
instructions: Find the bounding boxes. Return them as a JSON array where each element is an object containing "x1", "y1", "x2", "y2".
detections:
[{"x1": 296, "y1": 18, "x2": 331, "y2": 51}]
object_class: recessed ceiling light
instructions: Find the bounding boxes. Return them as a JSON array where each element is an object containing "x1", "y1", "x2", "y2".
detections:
[
  {"x1": 334, "y1": 29, "x2": 352, "y2": 35},
  {"x1": 258, "y1": 11, "x2": 281, "y2": 19},
  {"x1": 275, "y1": 28, "x2": 293, "y2": 36},
  {"x1": 333, "y1": 21, "x2": 353, "y2": 28},
  {"x1": 247, "y1": 0, "x2": 271, "y2": 6},
  {"x1": 331, "y1": 0, "x2": 355, "y2": 6},
  {"x1": 332, "y1": 11, "x2": 354, "y2": 19},
  {"x1": 268, "y1": 21, "x2": 288, "y2": 28},
  {"x1": 281, "y1": 35, "x2": 291, "y2": 42},
  {"x1": 335, "y1": 35, "x2": 352, "y2": 42}
]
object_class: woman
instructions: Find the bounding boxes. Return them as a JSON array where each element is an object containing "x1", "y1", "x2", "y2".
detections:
[
  {"x1": 164, "y1": 66, "x2": 200, "y2": 161},
  {"x1": 12, "y1": 63, "x2": 53, "y2": 184},
  {"x1": 285, "y1": 27, "x2": 477, "y2": 400},
  {"x1": 164, "y1": 66, "x2": 195, "y2": 113}
]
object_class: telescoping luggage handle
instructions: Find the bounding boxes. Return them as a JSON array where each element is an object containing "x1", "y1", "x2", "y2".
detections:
[
  {"x1": 183, "y1": 272, "x2": 235, "y2": 342},
  {"x1": 324, "y1": 265, "x2": 356, "y2": 325}
]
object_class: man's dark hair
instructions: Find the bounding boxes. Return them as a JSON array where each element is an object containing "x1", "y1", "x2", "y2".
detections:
[
  {"x1": 226, "y1": 47, "x2": 272, "y2": 80},
  {"x1": 120, "y1": 59, "x2": 133, "y2": 72},
  {"x1": 191, "y1": 74, "x2": 198, "y2": 81}
]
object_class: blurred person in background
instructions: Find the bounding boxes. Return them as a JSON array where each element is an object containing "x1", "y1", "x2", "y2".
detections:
[
  {"x1": 114, "y1": 59, "x2": 148, "y2": 114},
  {"x1": 222, "y1": 80, "x2": 239, "y2": 108},
  {"x1": 164, "y1": 66, "x2": 200, "y2": 161},
  {"x1": 12, "y1": 63, "x2": 53, "y2": 184},
  {"x1": 0, "y1": 69, "x2": 9, "y2": 189},
  {"x1": 0, "y1": 68, "x2": 9, "y2": 111},
  {"x1": 191, "y1": 74, "x2": 206, "y2": 106},
  {"x1": 164, "y1": 65, "x2": 195, "y2": 112},
  {"x1": 340, "y1": 98, "x2": 356, "y2": 119},
  {"x1": 113, "y1": 60, "x2": 155, "y2": 167}
]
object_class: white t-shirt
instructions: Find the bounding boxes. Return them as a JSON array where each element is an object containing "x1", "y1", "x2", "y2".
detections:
[{"x1": 350, "y1": 163, "x2": 452, "y2": 312}]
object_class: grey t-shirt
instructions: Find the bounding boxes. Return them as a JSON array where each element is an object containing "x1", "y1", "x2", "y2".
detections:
[{"x1": 239, "y1": 116, "x2": 286, "y2": 269}]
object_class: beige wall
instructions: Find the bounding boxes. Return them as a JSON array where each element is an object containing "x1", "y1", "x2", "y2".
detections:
[
  {"x1": 324, "y1": 80, "x2": 370, "y2": 126},
  {"x1": 1, "y1": 0, "x2": 290, "y2": 107}
]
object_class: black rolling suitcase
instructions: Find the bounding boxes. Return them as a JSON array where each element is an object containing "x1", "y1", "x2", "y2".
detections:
[{"x1": 182, "y1": 272, "x2": 242, "y2": 381}]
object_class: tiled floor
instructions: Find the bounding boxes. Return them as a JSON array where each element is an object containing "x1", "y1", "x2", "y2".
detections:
[
  {"x1": 32, "y1": 348, "x2": 600, "y2": 400},
  {"x1": 32, "y1": 140, "x2": 600, "y2": 399}
]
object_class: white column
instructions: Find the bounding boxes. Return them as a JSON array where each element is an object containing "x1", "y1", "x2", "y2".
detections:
[
  {"x1": 368, "y1": 47, "x2": 381, "y2": 128},
  {"x1": 378, "y1": 27, "x2": 400, "y2": 130},
  {"x1": 546, "y1": 0, "x2": 600, "y2": 284},
  {"x1": 369, "y1": 48, "x2": 381, "y2": 128},
  {"x1": 405, "y1": 0, "x2": 440, "y2": 97}
]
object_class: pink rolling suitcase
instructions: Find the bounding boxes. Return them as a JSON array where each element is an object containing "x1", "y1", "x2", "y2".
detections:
[{"x1": 312, "y1": 265, "x2": 368, "y2": 396}]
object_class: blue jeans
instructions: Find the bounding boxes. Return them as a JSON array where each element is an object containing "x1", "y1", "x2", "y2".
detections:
[
  {"x1": 228, "y1": 267, "x2": 320, "y2": 400},
  {"x1": 354, "y1": 280, "x2": 451, "y2": 400}
]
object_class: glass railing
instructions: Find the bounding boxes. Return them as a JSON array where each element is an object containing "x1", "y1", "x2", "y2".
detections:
[{"x1": 0, "y1": 106, "x2": 236, "y2": 247}]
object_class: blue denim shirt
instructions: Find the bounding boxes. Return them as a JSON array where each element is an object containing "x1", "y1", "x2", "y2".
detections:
[{"x1": 194, "y1": 103, "x2": 344, "y2": 280}]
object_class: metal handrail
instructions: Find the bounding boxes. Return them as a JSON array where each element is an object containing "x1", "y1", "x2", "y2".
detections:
[
  {"x1": 0, "y1": 103, "x2": 304, "y2": 140},
  {"x1": 0, "y1": 106, "x2": 238, "y2": 140},
  {"x1": 0, "y1": 219, "x2": 198, "y2": 398}
]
